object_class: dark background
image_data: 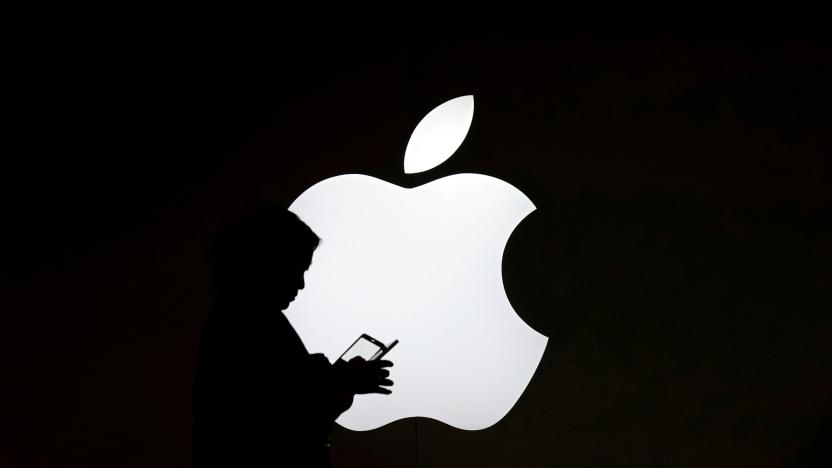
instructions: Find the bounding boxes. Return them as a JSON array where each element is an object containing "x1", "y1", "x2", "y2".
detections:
[{"x1": 2, "y1": 12, "x2": 830, "y2": 467}]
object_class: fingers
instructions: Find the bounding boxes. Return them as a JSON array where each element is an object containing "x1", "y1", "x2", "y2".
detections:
[
  {"x1": 366, "y1": 381, "x2": 393, "y2": 395},
  {"x1": 354, "y1": 376, "x2": 394, "y2": 395},
  {"x1": 365, "y1": 368, "x2": 390, "y2": 381},
  {"x1": 341, "y1": 359, "x2": 395, "y2": 395}
]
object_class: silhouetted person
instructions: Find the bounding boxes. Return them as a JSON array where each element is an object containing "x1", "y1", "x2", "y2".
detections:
[{"x1": 192, "y1": 205, "x2": 393, "y2": 467}]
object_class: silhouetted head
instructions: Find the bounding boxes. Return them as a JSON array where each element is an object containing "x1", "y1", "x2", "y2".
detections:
[{"x1": 212, "y1": 205, "x2": 320, "y2": 311}]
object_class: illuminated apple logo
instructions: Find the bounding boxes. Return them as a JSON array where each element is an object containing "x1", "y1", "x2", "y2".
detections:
[{"x1": 284, "y1": 95, "x2": 548, "y2": 431}]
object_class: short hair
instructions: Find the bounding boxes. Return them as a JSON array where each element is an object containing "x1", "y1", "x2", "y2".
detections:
[{"x1": 211, "y1": 204, "x2": 320, "y2": 294}]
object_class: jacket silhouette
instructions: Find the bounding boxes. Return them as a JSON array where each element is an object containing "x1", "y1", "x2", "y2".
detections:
[{"x1": 192, "y1": 206, "x2": 392, "y2": 467}]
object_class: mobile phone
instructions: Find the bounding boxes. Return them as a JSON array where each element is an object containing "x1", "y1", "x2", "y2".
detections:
[
  {"x1": 370, "y1": 339, "x2": 398, "y2": 361},
  {"x1": 339, "y1": 334, "x2": 398, "y2": 362}
]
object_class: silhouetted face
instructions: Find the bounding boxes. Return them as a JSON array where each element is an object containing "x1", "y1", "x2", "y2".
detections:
[
  {"x1": 212, "y1": 207, "x2": 319, "y2": 311},
  {"x1": 275, "y1": 250, "x2": 313, "y2": 311}
]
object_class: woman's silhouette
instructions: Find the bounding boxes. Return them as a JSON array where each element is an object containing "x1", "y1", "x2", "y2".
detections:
[{"x1": 192, "y1": 205, "x2": 393, "y2": 467}]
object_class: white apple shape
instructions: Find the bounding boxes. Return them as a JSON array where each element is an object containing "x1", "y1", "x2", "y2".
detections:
[{"x1": 284, "y1": 95, "x2": 548, "y2": 431}]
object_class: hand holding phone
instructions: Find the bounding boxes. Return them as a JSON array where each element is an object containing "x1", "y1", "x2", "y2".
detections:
[{"x1": 335, "y1": 334, "x2": 397, "y2": 395}]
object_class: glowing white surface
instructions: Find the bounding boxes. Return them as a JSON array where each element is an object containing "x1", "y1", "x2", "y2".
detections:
[
  {"x1": 285, "y1": 174, "x2": 548, "y2": 430},
  {"x1": 404, "y1": 95, "x2": 474, "y2": 174}
]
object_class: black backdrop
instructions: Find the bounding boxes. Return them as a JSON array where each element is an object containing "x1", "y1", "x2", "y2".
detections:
[{"x1": 3, "y1": 14, "x2": 830, "y2": 467}]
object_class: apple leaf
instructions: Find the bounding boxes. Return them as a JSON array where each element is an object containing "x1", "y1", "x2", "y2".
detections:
[{"x1": 404, "y1": 95, "x2": 474, "y2": 174}]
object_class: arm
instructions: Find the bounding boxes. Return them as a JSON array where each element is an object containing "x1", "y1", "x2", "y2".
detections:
[
  {"x1": 306, "y1": 354, "x2": 394, "y2": 418},
  {"x1": 304, "y1": 353, "x2": 354, "y2": 419}
]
